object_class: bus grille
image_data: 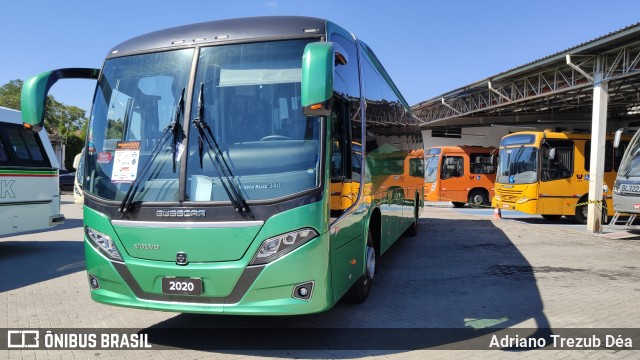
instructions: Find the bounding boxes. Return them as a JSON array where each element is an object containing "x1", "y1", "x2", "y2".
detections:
[{"x1": 496, "y1": 189, "x2": 522, "y2": 203}]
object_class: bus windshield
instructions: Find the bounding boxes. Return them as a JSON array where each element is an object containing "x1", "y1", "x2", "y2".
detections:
[
  {"x1": 618, "y1": 135, "x2": 640, "y2": 178},
  {"x1": 425, "y1": 155, "x2": 439, "y2": 183},
  {"x1": 497, "y1": 146, "x2": 538, "y2": 184},
  {"x1": 85, "y1": 39, "x2": 321, "y2": 203}
]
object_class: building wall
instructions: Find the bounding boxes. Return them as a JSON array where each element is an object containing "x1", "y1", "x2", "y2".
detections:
[{"x1": 421, "y1": 122, "x2": 590, "y2": 150}]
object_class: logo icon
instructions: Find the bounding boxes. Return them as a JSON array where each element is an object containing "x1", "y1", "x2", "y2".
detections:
[
  {"x1": 176, "y1": 252, "x2": 188, "y2": 265},
  {"x1": 7, "y1": 330, "x2": 40, "y2": 348}
]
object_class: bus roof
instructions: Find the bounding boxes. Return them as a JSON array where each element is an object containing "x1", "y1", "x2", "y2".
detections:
[
  {"x1": 0, "y1": 106, "x2": 23, "y2": 125},
  {"x1": 107, "y1": 16, "x2": 328, "y2": 59},
  {"x1": 502, "y1": 130, "x2": 623, "y2": 141}
]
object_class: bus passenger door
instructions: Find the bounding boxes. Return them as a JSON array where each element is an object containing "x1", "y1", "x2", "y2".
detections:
[
  {"x1": 539, "y1": 140, "x2": 574, "y2": 214},
  {"x1": 440, "y1": 155, "x2": 465, "y2": 204}
]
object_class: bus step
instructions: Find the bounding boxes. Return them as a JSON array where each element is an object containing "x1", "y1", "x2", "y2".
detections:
[{"x1": 608, "y1": 212, "x2": 638, "y2": 228}]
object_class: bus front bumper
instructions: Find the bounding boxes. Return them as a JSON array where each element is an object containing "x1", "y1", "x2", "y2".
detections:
[{"x1": 84, "y1": 232, "x2": 333, "y2": 315}]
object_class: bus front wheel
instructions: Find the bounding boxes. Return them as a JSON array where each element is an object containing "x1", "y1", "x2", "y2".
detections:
[
  {"x1": 468, "y1": 189, "x2": 489, "y2": 208},
  {"x1": 346, "y1": 231, "x2": 375, "y2": 303}
]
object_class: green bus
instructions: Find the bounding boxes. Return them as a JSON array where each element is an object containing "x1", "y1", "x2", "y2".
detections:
[{"x1": 21, "y1": 16, "x2": 424, "y2": 315}]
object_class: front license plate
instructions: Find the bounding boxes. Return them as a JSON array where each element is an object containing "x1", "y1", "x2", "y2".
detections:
[
  {"x1": 161, "y1": 277, "x2": 202, "y2": 296},
  {"x1": 621, "y1": 184, "x2": 640, "y2": 194}
]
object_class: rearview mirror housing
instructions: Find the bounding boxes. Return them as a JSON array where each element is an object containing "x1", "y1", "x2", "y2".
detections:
[
  {"x1": 301, "y1": 42, "x2": 334, "y2": 117},
  {"x1": 614, "y1": 128, "x2": 625, "y2": 148},
  {"x1": 21, "y1": 68, "x2": 100, "y2": 132}
]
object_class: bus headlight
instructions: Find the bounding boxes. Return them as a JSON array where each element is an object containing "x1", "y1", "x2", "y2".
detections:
[
  {"x1": 516, "y1": 196, "x2": 530, "y2": 204},
  {"x1": 85, "y1": 226, "x2": 123, "y2": 261},
  {"x1": 494, "y1": 194, "x2": 502, "y2": 201},
  {"x1": 250, "y1": 228, "x2": 319, "y2": 265}
]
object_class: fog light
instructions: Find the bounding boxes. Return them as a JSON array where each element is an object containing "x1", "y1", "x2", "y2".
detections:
[
  {"x1": 292, "y1": 281, "x2": 314, "y2": 301},
  {"x1": 89, "y1": 275, "x2": 100, "y2": 290}
]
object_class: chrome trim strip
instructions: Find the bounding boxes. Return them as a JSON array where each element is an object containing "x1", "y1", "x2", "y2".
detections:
[{"x1": 111, "y1": 220, "x2": 264, "y2": 228}]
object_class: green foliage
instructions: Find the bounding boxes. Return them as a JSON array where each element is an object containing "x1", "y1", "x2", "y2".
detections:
[
  {"x1": 0, "y1": 79, "x2": 22, "y2": 110},
  {"x1": 0, "y1": 79, "x2": 88, "y2": 142},
  {"x1": 64, "y1": 133, "x2": 85, "y2": 170},
  {"x1": 106, "y1": 119, "x2": 124, "y2": 139}
]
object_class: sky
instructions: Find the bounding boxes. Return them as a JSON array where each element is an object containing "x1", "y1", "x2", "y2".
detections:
[{"x1": 2, "y1": 0, "x2": 640, "y2": 113}]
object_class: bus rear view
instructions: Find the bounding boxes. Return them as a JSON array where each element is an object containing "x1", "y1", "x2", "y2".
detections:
[{"x1": 0, "y1": 106, "x2": 64, "y2": 237}]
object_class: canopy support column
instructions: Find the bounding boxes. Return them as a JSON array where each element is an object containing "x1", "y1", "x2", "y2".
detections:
[{"x1": 587, "y1": 71, "x2": 608, "y2": 234}]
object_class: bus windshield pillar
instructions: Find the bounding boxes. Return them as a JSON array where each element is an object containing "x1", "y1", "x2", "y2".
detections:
[{"x1": 587, "y1": 73, "x2": 608, "y2": 233}]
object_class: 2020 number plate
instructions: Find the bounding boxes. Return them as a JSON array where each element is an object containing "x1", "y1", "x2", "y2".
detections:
[{"x1": 161, "y1": 277, "x2": 202, "y2": 295}]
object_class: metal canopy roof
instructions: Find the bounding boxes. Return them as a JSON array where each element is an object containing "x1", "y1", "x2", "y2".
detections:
[{"x1": 412, "y1": 23, "x2": 640, "y2": 129}]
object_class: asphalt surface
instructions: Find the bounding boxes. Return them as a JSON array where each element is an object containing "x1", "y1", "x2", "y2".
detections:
[{"x1": 2, "y1": 195, "x2": 640, "y2": 358}]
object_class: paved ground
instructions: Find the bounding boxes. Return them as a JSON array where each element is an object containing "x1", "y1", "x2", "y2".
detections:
[{"x1": 1, "y1": 196, "x2": 640, "y2": 358}]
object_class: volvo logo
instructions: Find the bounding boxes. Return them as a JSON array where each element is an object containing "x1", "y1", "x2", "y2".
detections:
[
  {"x1": 176, "y1": 252, "x2": 188, "y2": 265},
  {"x1": 156, "y1": 209, "x2": 206, "y2": 218},
  {"x1": 134, "y1": 244, "x2": 160, "y2": 250}
]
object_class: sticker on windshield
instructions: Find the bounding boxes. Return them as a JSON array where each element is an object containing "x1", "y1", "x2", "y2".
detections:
[{"x1": 111, "y1": 141, "x2": 141, "y2": 183}]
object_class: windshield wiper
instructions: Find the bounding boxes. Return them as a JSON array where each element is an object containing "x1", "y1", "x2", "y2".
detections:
[
  {"x1": 118, "y1": 88, "x2": 185, "y2": 215},
  {"x1": 192, "y1": 83, "x2": 252, "y2": 216}
]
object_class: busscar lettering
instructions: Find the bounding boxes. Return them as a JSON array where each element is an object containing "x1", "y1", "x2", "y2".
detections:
[{"x1": 156, "y1": 209, "x2": 206, "y2": 218}]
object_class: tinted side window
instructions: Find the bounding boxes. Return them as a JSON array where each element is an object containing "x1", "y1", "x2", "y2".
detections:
[
  {"x1": 0, "y1": 137, "x2": 8, "y2": 163},
  {"x1": 470, "y1": 153, "x2": 496, "y2": 174},
  {"x1": 542, "y1": 139, "x2": 574, "y2": 181},
  {"x1": 584, "y1": 141, "x2": 613, "y2": 172},
  {"x1": 0, "y1": 123, "x2": 49, "y2": 167},
  {"x1": 441, "y1": 156, "x2": 464, "y2": 179}
]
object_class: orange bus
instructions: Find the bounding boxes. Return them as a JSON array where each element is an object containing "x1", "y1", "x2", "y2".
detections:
[
  {"x1": 424, "y1": 146, "x2": 497, "y2": 207},
  {"x1": 368, "y1": 147, "x2": 425, "y2": 204}
]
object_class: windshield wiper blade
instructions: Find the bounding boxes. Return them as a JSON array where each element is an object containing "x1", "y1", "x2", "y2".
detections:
[
  {"x1": 118, "y1": 126, "x2": 173, "y2": 214},
  {"x1": 118, "y1": 88, "x2": 185, "y2": 215},
  {"x1": 193, "y1": 83, "x2": 251, "y2": 216},
  {"x1": 171, "y1": 88, "x2": 186, "y2": 173}
]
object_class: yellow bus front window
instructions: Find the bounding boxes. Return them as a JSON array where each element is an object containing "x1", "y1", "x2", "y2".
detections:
[{"x1": 497, "y1": 146, "x2": 538, "y2": 184}]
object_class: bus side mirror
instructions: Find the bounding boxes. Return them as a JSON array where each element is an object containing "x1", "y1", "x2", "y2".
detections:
[
  {"x1": 548, "y1": 148, "x2": 556, "y2": 160},
  {"x1": 301, "y1": 42, "x2": 334, "y2": 117},
  {"x1": 614, "y1": 128, "x2": 625, "y2": 148},
  {"x1": 21, "y1": 68, "x2": 100, "y2": 132}
]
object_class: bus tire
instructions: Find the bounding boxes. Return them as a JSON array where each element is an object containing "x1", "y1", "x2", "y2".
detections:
[
  {"x1": 573, "y1": 200, "x2": 588, "y2": 224},
  {"x1": 573, "y1": 197, "x2": 608, "y2": 225},
  {"x1": 452, "y1": 202, "x2": 466, "y2": 208},
  {"x1": 346, "y1": 231, "x2": 375, "y2": 303},
  {"x1": 468, "y1": 189, "x2": 489, "y2": 208}
]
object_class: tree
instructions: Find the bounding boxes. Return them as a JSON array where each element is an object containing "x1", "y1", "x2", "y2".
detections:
[
  {"x1": 0, "y1": 79, "x2": 89, "y2": 143},
  {"x1": 0, "y1": 79, "x2": 22, "y2": 110}
]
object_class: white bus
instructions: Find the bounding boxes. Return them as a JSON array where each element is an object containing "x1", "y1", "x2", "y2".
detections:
[
  {"x1": 0, "y1": 106, "x2": 65, "y2": 236},
  {"x1": 72, "y1": 149, "x2": 84, "y2": 204}
]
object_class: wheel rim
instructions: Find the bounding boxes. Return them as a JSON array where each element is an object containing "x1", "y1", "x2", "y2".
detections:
[
  {"x1": 581, "y1": 205, "x2": 588, "y2": 219},
  {"x1": 472, "y1": 194, "x2": 483, "y2": 205},
  {"x1": 366, "y1": 245, "x2": 375, "y2": 280}
]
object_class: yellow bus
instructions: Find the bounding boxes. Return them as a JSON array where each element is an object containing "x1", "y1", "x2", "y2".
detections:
[{"x1": 492, "y1": 130, "x2": 629, "y2": 223}]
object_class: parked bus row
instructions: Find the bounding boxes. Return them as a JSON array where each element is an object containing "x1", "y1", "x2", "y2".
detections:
[{"x1": 423, "y1": 130, "x2": 631, "y2": 225}]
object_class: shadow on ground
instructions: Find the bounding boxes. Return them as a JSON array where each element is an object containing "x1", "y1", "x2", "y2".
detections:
[
  {"x1": 143, "y1": 217, "x2": 552, "y2": 356},
  {"x1": 0, "y1": 240, "x2": 85, "y2": 292}
]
